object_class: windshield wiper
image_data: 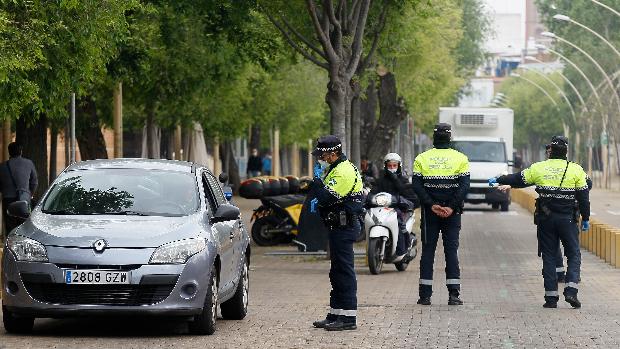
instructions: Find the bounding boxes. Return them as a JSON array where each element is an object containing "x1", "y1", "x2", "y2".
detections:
[
  {"x1": 42, "y1": 209, "x2": 77, "y2": 215},
  {"x1": 94, "y1": 210, "x2": 150, "y2": 216}
]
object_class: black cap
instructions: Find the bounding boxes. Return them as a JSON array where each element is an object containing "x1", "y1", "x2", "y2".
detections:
[
  {"x1": 434, "y1": 123, "x2": 452, "y2": 133},
  {"x1": 550, "y1": 135, "x2": 568, "y2": 147},
  {"x1": 312, "y1": 135, "x2": 342, "y2": 156}
]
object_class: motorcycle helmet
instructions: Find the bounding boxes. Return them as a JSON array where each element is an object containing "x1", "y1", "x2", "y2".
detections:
[{"x1": 384, "y1": 153, "x2": 402, "y2": 174}]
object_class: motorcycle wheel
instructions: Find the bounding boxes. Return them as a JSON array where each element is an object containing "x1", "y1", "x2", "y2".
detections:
[
  {"x1": 251, "y1": 216, "x2": 285, "y2": 246},
  {"x1": 368, "y1": 238, "x2": 384, "y2": 275}
]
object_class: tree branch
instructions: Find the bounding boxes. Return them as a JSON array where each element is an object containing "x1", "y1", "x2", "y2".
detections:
[
  {"x1": 348, "y1": 0, "x2": 361, "y2": 25},
  {"x1": 346, "y1": 0, "x2": 370, "y2": 76},
  {"x1": 306, "y1": 0, "x2": 337, "y2": 61},
  {"x1": 349, "y1": 0, "x2": 363, "y2": 38},
  {"x1": 359, "y1": 1, "x2": 389, "y2": 72},
  {"x1": 341, "y1": 0, "x2": 347, "y2": 32},
  {"x1": 266, "y1": 14, "x2": 329, "y2": 70},
  {"x1": 280, "y1": 15, "x2": 327, "y2": 59},
  {"x1": 324, "y1": 0, "x2": 342, "y2": 57}
]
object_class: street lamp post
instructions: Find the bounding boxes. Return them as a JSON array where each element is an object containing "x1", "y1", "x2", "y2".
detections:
[
  {"x1": 519, "y1": 66, "x2": 576, "y2": 120},
  {"x1": 587, "y1": 0, "x2": 620, "y2": 19},
  {"x1": 553, "y1": 14, "x2": 620, "y2": 61}
]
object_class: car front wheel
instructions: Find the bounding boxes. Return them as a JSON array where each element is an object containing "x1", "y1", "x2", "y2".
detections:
[
  {"x1": 188, "y1": 269, "x2": 218, "y2": 335},
  {"x1": 221, "y1": 256, "x2": 249, "y2": 320},
  {"x1": 3, "y1": 305, "x2": 34, "y2": 334}
]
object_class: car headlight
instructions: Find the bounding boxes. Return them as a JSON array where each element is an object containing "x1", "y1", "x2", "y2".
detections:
[
  {"x1": 7, "y1": 234, "x2": 48, "y2": 262},
  {"x1": 149, "y1": 238, "x2": 207, "y2": 264},
  {"x1": 373, "y1": 193, "x2": 392, "y2": 207}
]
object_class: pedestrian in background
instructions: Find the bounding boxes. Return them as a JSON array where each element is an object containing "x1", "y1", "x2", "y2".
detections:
[
  {"x1": 262, "y1": 152, "x2": 272, "y2": 176},
  {"x1": 247, "y1": 148, "x2": 262, "y2": 178},
  {"x1": 411, "y1": 123, "x2": 470, "y2": 306},
  {"x1": 490, "y1": 135, "x2": 589, "y2": 308},
  {"x1": 0, "y1": 142, "x2": 38, "y2": 236}
]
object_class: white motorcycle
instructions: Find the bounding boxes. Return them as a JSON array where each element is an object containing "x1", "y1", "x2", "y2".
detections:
[{"x1": 365, "y1": 192, "x2": 417, "y2": 275}]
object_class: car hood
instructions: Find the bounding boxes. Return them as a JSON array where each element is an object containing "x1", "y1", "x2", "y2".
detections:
[
  {"x1": 16, "y1": 211, "x2": 204, "y2": 248},
  {"x1": 468, "y1": 162, "x2": 508, "y2": 180}
]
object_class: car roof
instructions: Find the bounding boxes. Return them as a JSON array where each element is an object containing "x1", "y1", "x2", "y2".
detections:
[{"x1": 65, "y1": 158, "x2": 204, "y2": 173}]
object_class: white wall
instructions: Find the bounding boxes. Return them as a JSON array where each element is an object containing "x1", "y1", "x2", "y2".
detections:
[{"x1": 483, "y1": 0, "x2": 526, "y2": 56}]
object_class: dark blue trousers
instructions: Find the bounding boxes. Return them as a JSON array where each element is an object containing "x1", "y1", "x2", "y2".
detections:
[
  {"x1": 328, "y1": 220, "x2": 359, "y2": 322},
  {"x1": 538, "y1": 214, "x2": 581, "y2": 301},
  {"x1": 419, "y1": 207, "x2": 461, "y2": 298}
]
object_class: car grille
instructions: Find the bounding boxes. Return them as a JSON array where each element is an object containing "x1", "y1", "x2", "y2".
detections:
[
  {"x1": 23, "y1": 283, "x2": 175, "y2": 306},
  {"x1": 54, "y1": 264, "x2": 141, "y2": 271}
]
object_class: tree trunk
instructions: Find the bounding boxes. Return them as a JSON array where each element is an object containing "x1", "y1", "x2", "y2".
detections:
[
  {"x1": 350, "y1": 81, "x2": 362, "y2": 166},
  {"x1": 326, "y1": 72, "x2": 347, "y2": 152},
  {"x1": 49, "y1": 126, "x2": 58, "y2": 184},
  {"x1": 360, "y1": 78, "x2": 377, "y2": 156},
  {"x1": 145, "y1": 105, "x2": 160, "y2": 159},
  {"x1": 16, "y1": 114, "x2": 48, "y2": 200},
  {"x1": 76, "y1": 96, "x2": 108, "y2": 160},
  {"x1": 221, "y1": 141, "x2": 241, "y2": 194},
  {"x1": 366, "y1": 72, "x2": 407, "y2": 164},
  {"x1": 249, "y1": 124, "x2": 261, "y2": 152}
]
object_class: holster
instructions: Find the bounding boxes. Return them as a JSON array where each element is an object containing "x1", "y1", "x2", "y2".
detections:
[
  {"x1": 322, "y1": 210, "x2": 354, "y2": 229},
  {"x1": 534, "y1": 198, "x2": 551, "y2": 226}
]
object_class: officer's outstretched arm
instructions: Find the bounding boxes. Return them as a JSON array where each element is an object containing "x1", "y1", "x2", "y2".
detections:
[{"x1": 497, "y1": 169, "x2": 531, "y2": 188}]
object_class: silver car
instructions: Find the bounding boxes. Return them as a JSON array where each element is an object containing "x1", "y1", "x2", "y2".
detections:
[{"x1": 2, "y1": 159, "x2": 250, "y2": 335}]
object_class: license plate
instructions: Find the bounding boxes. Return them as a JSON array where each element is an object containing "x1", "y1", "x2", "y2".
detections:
[
  {"x1": 65, "y1": 270, "x2": 130, "y2": 285},
  {"x1": 467, "y1": 193, "x2": 485, "y2": 200}
]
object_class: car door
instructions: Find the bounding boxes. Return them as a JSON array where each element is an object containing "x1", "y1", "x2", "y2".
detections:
[{"x1": 202, "y1": 171, "x2": 235, "y2": 294}]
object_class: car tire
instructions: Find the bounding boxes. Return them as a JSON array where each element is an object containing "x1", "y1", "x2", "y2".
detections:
[
  {"x1": 491, "y1": 203, "x2": 500, "y2": 210},
  {"x1": 221, "y1": 256, "x2": 249, "y2": 320},
  {"x1": 3, "y1": 305, "x2": 34, "y2": 334},
  {"x1": 188, "y1": 269, "x2": 218, "y2": 335},
  {"x1": 500, "y1": 202, "x2": 510, "y2": 212}
]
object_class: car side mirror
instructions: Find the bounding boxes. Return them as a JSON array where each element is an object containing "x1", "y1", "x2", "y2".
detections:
[
  {"x1": 219, "y1": 172, "x2": 229, "y2": 184},
  {"x1": 507, "y1": 160, "x2": 515, "y2": 166},
  {"x1": 7, "y1": 201, "x2": 30, "y2": 220},
  {"x1": 212, "y1": 204, "x2": 239, "y2": 223}
]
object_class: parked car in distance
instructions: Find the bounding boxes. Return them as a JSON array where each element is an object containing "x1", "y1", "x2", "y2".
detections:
[{"x1": 2, "y1": 159, "x2": 250, "y2": 335}]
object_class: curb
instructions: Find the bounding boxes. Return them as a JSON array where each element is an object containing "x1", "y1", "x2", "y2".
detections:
[{"x1": 511, "y1": 188, "x2": 620, "y2": 268}]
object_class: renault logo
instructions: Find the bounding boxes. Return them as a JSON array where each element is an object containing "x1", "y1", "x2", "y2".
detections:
[{"x1": 93, "y1": 239, "x2": 108, "y2": 253}]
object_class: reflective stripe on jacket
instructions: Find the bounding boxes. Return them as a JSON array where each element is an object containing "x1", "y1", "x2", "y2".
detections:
[
  {"x1": 411, "y1": 147, "x2": 470, "y2": 209},
  {"x1": 498, "y1": 159, "x2": 590, "y2": 220},
  {"x1": 313, "y1": 156, "x2": 364, "y2": 214}
]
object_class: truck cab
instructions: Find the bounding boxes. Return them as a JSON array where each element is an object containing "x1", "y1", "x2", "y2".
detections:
[{"x1": 438, "y1": 107, "x2": 514, "y2": 211}]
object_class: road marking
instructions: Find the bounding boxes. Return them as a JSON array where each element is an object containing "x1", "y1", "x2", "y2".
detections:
[
  {"x1": 591, "y1": 212, "x2": 597, "y2": 216},
  {"x1": 606, "y1": 210, "x2": 620, "y2": 216},
  {"x1": 464, "y1": 211, "x2": 483, "y2": 215},
  {"x1": 499, "y1": 211, "x2": 519, "y2": 216}
]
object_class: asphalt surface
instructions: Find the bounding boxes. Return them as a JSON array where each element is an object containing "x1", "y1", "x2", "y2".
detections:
[{"x1": 2, "y1": 199, "x2": 620, "y2": 348}]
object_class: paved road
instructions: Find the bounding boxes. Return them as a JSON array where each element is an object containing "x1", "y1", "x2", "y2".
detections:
[{"x1": 2, "y1": 200, "x2": 620, "y2": 348}]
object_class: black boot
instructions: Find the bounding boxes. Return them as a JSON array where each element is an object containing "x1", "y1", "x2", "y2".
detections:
[
  {"x1": 564, "y1": 294, "x2": 581, "y2": 309},
  {"x1": 313, "y1": 314, "x2": 338, "y2": 328},
  {"x1": 417, "y1": 297, "x2": 431, "y2": 305},
  {"x1": 324, "y1": 318, "x2": 357, "y2": 331},
  {"x1": 543, "y1": 296, "x2": 558, "y2": 308},
  {"x1": 448, "y1": 291, "x2": 463, "y2": 305}
]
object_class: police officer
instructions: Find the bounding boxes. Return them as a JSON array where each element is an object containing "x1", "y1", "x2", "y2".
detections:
[
  {"x1": 411, "y1": 123, "x2": 470, "y2": 306},
  {"x1": 309, "y1": 135, "x2": 364, "y2": 331},
  {"x1": 490, "y1": 135, "x2": 589, "y2": 308}
]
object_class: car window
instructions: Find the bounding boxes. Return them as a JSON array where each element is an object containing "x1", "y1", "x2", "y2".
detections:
[
  {"x1": 42, "y1": 169, "x2": 199, "y2": 216},
  {"x1": 202, "y1": 173, "x2": 218, "y2": 216},
  {"x1": 206, "y1": 173, "x2": 227, "y2": 206}
]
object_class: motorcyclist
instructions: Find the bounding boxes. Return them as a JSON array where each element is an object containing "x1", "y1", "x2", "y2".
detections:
[{"x1": 369, "y1": 152, "x2": 419, "y2": 261}]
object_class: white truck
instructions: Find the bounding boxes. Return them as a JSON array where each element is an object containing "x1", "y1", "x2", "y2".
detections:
[{"x1": 438, "y1": 107, "x2": 514, "y2": 211}]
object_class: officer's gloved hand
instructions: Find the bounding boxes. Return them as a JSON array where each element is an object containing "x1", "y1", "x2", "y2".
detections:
[
  {"x1": 309, "y1": 198, "x2": 319, "y2": 213},
  {"x1": 313, "y1": 163, "x2": 323, "y2": 178},
  {"x1": 581, "y1": 220, "x2": 590, "y2": 232},
  {"x1": 488, "y1": 177, "x2": 498, "y2": 187}
]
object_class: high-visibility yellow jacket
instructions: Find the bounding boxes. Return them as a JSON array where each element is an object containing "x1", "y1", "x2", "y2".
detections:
[
  {"x1": 313, "y1": 156, "x2": 364, "y2": 214},
  {"x1": 412, "y1": 146, "x2": 470, "y2": 209},
  {"x1": 498, "y1": 158, "x2": 590, "y2": 219}
]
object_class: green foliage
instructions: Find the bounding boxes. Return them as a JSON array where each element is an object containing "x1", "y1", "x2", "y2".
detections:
[
  {"x1": 378, "y1": 0, "x2": 485, "y2": 133},
  {"x1": 500, "y1": 71, "x2": 565, "y2": 149}
]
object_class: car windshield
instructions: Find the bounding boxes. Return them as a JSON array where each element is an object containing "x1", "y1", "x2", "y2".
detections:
[
  {"x1": 42, "y1": 169, "x2": 199, "y2": 216},
  {"x1": 451, "y1": 141, "x2": 507, "y2": 163}
]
